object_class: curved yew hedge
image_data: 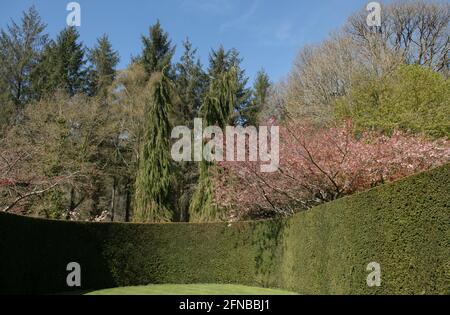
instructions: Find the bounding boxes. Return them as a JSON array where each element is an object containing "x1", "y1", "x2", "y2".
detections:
[{"x1": 0, "y1": 164, "x2": 449, "y2": 295}]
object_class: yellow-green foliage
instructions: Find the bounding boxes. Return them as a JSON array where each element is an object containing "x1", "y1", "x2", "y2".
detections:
[
  {"x1": 189, "y1": 68, "x2": 240, "y2": 222},
  {"x1": 188, "y1": 162, "x2": 225, "y2": 223},
  {"x1": 1, "y1": 165, "x2": 448, "y2": 294},
  {"x1": 133, "y1": 73, "x2": 174, "y2": 223},
  {"x1": 335, "y1": 65, "x2": 450, "y2": 138}
]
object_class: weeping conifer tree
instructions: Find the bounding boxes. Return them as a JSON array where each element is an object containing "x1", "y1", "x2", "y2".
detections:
[
  {"x1": 133, "y1": 71, "x2": 174, "y2": 222},
  {"x1": 189, "y1": 67, "x2": 238, "y2": 222}
]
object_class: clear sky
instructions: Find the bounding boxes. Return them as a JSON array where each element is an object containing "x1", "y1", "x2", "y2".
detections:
[{"x1": 1, "y1": 0, "x2": 378, "y2": 83}]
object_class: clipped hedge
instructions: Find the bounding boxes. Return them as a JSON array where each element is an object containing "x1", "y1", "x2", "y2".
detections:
[{"x1": 0, "y1": 165, "x2": 449, "y2": 295}]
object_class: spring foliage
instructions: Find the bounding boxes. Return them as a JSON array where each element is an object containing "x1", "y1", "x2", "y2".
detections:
[
  {"x1": 133, "y1": 72, "x2": 174, "y2": 222},
  {"x1": 335, "y1": 65, "x2": 450, "y2": 138}
]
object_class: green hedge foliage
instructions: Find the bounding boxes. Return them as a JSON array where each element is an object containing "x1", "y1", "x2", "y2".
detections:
[{"x1": 1, "y1": 164, "x2": 448, "y2": 295}]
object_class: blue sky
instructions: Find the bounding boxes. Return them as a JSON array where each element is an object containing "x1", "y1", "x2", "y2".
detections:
[{"x1": 1, "y1": 0, "x2": 376, "y2": 83}]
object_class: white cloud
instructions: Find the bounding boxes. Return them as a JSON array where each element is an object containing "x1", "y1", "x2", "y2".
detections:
[
  {"x1": 274, "y1": 20, "x2": 293, "y2": 41},
  {"x1": 179, "y1": 0, "x2": 234, "y2": 15},
  {"x1": 219, "y1": 0, "x2": 259, "y2": 32},
  {"x1": 179, "y1": 0, "x2": 303, "y2": 47}
]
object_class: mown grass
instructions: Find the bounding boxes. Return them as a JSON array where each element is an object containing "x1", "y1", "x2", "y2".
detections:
[{"x1": 86, "y1": 284, "x2": 298, "y2": 295}]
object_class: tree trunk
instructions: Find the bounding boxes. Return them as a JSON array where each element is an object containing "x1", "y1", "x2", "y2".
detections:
[
  {"x1": 110, "y1": 177, "x2": 117, "y2": 222},
  {"x1": 124, "y1": 178, "x2": 131, "y2": 222}
]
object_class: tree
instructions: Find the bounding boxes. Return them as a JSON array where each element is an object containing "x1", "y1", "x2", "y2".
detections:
[
  {"x1": 88, "y1": 35, "x2": 120, "y2": 98},
  {"x1": 141, "y1": 20, "x2": 175, "y2": 76},
  {"x1": 208, "y1": 46, "x2": 230, "y2": 78},
  {"x1": 108, "y1": 63, "x2": 150, "y2": 222},
  {"x1": 133, "y1": 72, "x2": 174, "y2": 222},
  {"x1": 171, "y1": 39, "x2": 209, "y2": 221},
  {"x1": 189, "y1": 68, "x2": 239, "y2": 222},
  {"x1": 0, "y1": 82, "x2": 14, "y2": 138},
  {"x1": 32, "y1": 27, "x2": 88, "y2": 97},
  {"x1": 213, "y1": 121, "x2": 450, "y2": 221},
  {"x1": 0, "y1": 92, "x2": 114, "y2": 220},
  {"x1": 174, "y1": 38, "x2": 208, "y2": 125},
  {"x1": 286, "y1": 35, "x2": 372, "y2": 125},
  {"x1": 208, "y1": 46, "x2": 251, "y2": 125},
  {"x1": 258, "y1": 80, "x2": 287, "y2": 124},
  {"x1": 245, "y1": 69, "x2": 271, "y2": 126},
  {"x1": 346, "y1": 0, "x2": 450, "y2": 74},
  {"x1": 335, "y1": 65, "x2": 450, "y2": 138},
  {"x1": 0, "y1": 6, "x2": 48, "y2": 107},
  {"x1": 285, "y1": 1, "x2": 449, "y2": 125}
]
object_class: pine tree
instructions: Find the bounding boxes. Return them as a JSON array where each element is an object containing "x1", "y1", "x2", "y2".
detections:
[
  {"x1": 207, "y1": 46, "x2": 251, "y2": 125},
  {"x1": 245, "y1": 69, "x2": 271, "y2": 126},
  {"x1": 174, "y1": 38, "x2": 208, "y2": 125},
  {"x1": 171, "y1": 39, "x2": 209, "y2": 221},
  {"x1": 208, "y1": 46, "x2": 230, "y2": 79},
  {"x1": 189, "y1": 68, "x2": 239, "y2": 222},
  {"x1": 201, "y1": 67, "x2": 239, "y2": 128},
  {"x1": 141, "y1": 20, "x2": 175, "y2": 76},
  {"x1": 189, "y1": 46, "x2": 247, "y2": 223},
  {"x1": 88, "y1": 34, "x2": 120, "y2": 98},
  {"x1": 0, "y1": 6, "x2": 48, "y2": 107},
  {"x1": 32, "y1": 27, "x2": 87, "y2": 97},
  {"x1": 133, "y1": 71, "x2": 174, "y2": 222}
]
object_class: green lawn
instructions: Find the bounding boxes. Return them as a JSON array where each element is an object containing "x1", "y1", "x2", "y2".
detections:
[{"x1": 86, "y1": 284, "x2": 298, "y2": 295}]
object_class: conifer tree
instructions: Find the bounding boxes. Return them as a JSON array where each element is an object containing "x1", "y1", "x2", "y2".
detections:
[
  {"x1": 171, "y1": 39, "x2": 208, "y2": 221},
  {"x1": 133, "y1": 71, "x2": 174, "y2": 222},
  {"x1": 245, "y1": 69, "x2": 271, "y2": 126},
  {"x1": 174, "y1": 38, "x2": 208, "y2": 125},
  {"x1": 189, "y1": 68, "x2": 239, "y2": 222},
  {"x1": 208, "y1": 46, "x2": 230, "y2": 79},
  {"x1": 32, "y1": 27, "x2": 87, "y2": 97},
  {"x1": 208, "y1": 46, "x2": 251, "y2": 125},
  {"x1": 141, "y1": 20, "x2": 175, "y2": 76},
  {"x1": 0, "y1": 6, "x2": 48, "y2": 107},
  {"x1": 88, "y1": 35, "x2": 120, "y2": 98}
]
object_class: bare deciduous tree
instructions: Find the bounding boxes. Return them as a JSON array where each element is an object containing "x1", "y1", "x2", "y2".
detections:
[
  {"x1": 286, "y1": 34, "x2": 372, "y2": 124},
  {"x1": 285, "y1": 0, "x2": 449, "y2": 124},
  {"x1": 346, "y1": 0, "x2": 449, "y2": 74}
]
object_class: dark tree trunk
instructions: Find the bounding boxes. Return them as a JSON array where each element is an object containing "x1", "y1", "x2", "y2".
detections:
[
  {"x1": 124, "y1": 178, "x2": 131, "y2": 222},
  {"x1": 111, "y1": 177, "x2": 117, "y2": 222}
]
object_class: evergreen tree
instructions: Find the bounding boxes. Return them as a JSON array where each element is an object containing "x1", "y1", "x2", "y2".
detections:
[
  {"x1": 189, "y1": 68, "x2": 239, "y2": 222},
  {"x1": 201, "y1": 67, "x2": 239, "y2": 128},
  {"x1": 88, "y1": 35, "x2": 120, "y2": 98},
  {"x1": 172, "y1": 39, "x2": 209, "y2": 221},
  {"x1": 245, "y1": 69, "x2": 271, "y2": 126},
  {"x1": 229, "y1": 49, "x2": 252, "y2": 125},
  {"x1": 133, "y1": 71, "x2": 174, "y2": 222},
  {"x1": 32, "y1": 27, "x2": 87, "y2": 97},
  {"x1": 174, "y1": 38, "x2": 208, "y2": 125},
  {"x1": 141, "y1": 20, "x2": 175, "y2": 76},
  {"x1": 208, "y1": 46, "x2": 230, "y2": 79},
  {"x1": 208, "y1": 46, "x2": 251, "y2": 125},
  {"x1": 188, "y1": 48, "x2": 246, "y2": 222},
  {"x1": 0, "y1": 6, "x2": 48, "y2": 107}
]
